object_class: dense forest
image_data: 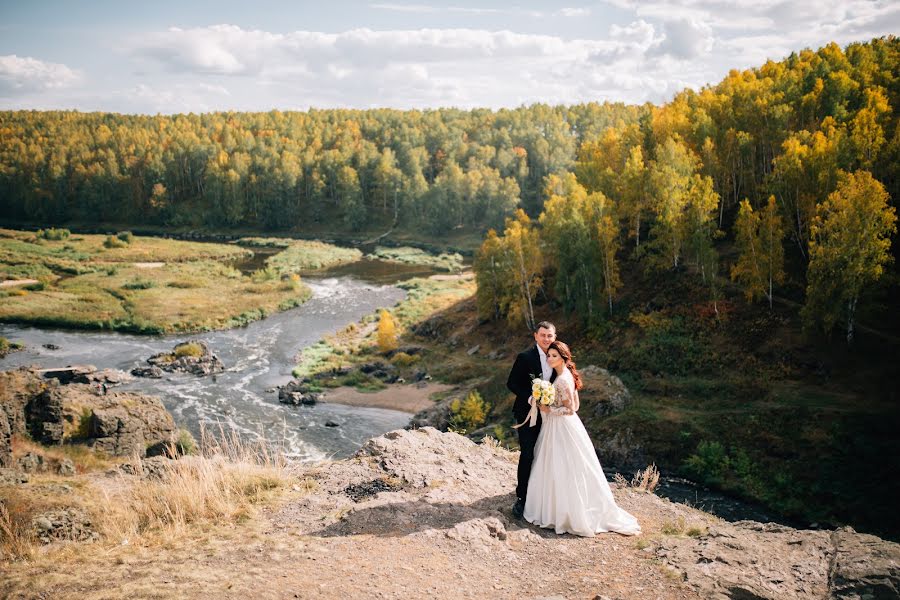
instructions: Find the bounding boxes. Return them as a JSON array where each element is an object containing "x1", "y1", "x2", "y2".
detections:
[
  {"x1": 0, "y1": 102, "x2": 641, "y2": 234},
  {"x1": 475, "y1": 36, "x2": 898, "y2": 340},
  {"x1": 0, "y1": 37, "x2": 897, "y2": 338}
]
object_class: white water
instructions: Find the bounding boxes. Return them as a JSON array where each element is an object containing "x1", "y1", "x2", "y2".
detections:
[{"x1": 1, "y1": 276, "x2": 409, "y2": 461}]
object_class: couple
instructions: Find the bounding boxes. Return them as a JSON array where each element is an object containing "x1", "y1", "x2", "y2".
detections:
[{"x1": 507, "y1": 321, "x2": 640, "y2": 537}]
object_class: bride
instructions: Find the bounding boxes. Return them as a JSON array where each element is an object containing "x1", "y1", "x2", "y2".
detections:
[{"x1": 522, "y1": 341, "x2": 641, "y2": 537}]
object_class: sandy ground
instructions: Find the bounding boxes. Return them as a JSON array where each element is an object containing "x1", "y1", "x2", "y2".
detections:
[
  {"x1": 133, "y1": 262, "x2": 165, "y2": 268},
  {"x1": 322, "y1": 382, "x2": 453, "y2": 413},
  {"x1": 0, "y1": 279, "x2": 39, "y2": 288}
]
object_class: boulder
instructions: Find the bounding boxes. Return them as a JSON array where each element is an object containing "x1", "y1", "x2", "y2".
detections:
[
  {"x1": 26, "y1": 388, "x2": 65, "y2": 445},
  {"x1": 830, "y1": 526, "x2": 900, "y2": 598},
  {"x1": 146, "y1": 341, "x2": 225, "y2": 376},
  {"x1": 579, "y1": 365, "x2": 631, "y2": 418},
  {"x1": 131, "y1": 365, "x2": 164, "y2": 378},
  {"x1": 86, "y1": 392, "x2": 176, "y2": 456}
]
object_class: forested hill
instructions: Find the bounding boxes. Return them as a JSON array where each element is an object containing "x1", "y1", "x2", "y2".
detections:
[{"x1": 0, "y1": 102, "x2": 643, "y2": 234}]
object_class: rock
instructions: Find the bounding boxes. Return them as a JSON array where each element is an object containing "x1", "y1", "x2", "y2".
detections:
[
  {"x1": 466, "y1": 345, "x2": 480, "y2": 356},
  {"x1": 409, "y1": 397, "x2": 454, "y2": 430},
  {"x1": 131, "y1": 366, "x2": 164, "y2": 379},
  {"x1": 87, "y1": 392, "x2": 176, "y2": 456},
  {"x1": 0, "y1": 467, "x2": 28, "y2": 485},
  {"x1": 72, "y1": 368, "x2": 133, "y2": 387},
  {"x1": 446, "y1": 517, "x2": 508, "y2": 544},
  {"x1": 31, "y1": 507, "x2": 98, "y2": 544},
  {"x1": 38, "y1": 365, "x2": 97, "y2": 385},
  {"x1": 830, "y1": 526, "x2": 900, "y2": 598},
  {"x1": 655, "y1": 518, "x2": 900, "y2": 599},
  {"x1": 146, "y1": 341, "x2": 225, "y2": 376},
  {"x1": 0, "y1": 369, "x2": 46, "y2": 436},
  {"x1": 57, "y1": 458, "x2": 76, "y2": 476},
  {"x1": 579, "y1": 365, "x2": 631, "y2": 418},
  {"x1": 325, "y1": 420, "x2": 340, "y2": 427},
  {"x1": 42, "y1": 343, "x2": 60, "y2": 350},
  {"x1": 277, "y1": 381, "x2": 320, "y2": 406},
  {"x1": 26, "y1": 387, "x2": 65, "y2": 445},
  {"x1": 17, "y1": 451, "x2": 46, "y2": 473},
  {"x1": 140, "y1": 455, "x2": 174, "y2": 480}
]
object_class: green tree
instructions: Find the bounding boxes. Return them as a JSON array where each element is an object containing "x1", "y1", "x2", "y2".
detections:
[{"x1": 803, "y1": 171, "x2": 897, "y2": 342}]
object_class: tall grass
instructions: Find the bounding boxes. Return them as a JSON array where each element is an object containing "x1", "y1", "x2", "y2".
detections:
[{"x1": 101, "y1": 425, "x2": 289, "y2": 542}]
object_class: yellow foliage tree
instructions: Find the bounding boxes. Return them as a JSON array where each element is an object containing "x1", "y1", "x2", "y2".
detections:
[
  {"x1": 731, "y1": 196, "x2": 786, "y2": 308},
  {"x1": 803, "y1": 171, "x2": 897, "y2": 342},
  {"x1": 376, "y1": 309, "x2": 399, "y2": 353},
  {"x1": 449, "y1": 390, "x2": 488, "y2": 432}
]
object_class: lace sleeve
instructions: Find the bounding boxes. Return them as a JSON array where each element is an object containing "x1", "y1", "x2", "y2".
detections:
[{"x1": 549, "y1": 374, "x2": 578, "y2": 416}]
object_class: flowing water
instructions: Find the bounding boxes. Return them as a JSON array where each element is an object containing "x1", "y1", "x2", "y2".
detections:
[{"x1": 1, "y1": 274, "x2": 411, "y2": 461}]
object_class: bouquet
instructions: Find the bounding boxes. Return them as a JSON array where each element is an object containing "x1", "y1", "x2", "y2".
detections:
[{"x1": 531, "y1": 377, "x2": 555, "y2": 406}]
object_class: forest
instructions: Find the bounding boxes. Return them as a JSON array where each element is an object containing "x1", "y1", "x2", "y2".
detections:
[{"x1": 0, "y1": 36, "x2": 897, "y2": 339}]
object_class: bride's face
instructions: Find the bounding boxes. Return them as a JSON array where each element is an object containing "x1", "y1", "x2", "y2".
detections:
[{"x1": 546, "y1": 348, "x2": 563, "y2": 368}]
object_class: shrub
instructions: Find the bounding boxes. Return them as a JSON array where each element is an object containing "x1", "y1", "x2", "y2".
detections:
[
  {"x1": 104, "y1": 235, "x2": 128, "y2": 249},
  {"x1": 174, "y1": 342, "x2": 204, "y2": 358},
  {"x1": 251, "y1": 266, "x2": 279, "y2": 283},
  {"x1": 116, "y1": 231, "x2": 134, "y2": 244},
  {"x1": 176, "y1": 428, "x2": 198, "y2": 455},
  {"x1": 37, "y1": 227, "x2": 70, "y2": 241},
  {"x1": 122, "y1": 278, "x2": 156, "y2": 290},
  {"x1": 390, "y1": 351, "x2": 419, "y2": 367},
  {"x1": 682, "y1": 440, "x2": 730, "y2": 485},
  {"x1": 377, "y1": 309, "x2": 399, "y2": 353},
  {"x1": 449, "y1": 390, "x2": 488, "y2": 433}
]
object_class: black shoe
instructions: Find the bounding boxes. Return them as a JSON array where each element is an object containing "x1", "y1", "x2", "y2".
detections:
[{"x1": 512, "y1": 498, "x2": 525, "y2": 519}]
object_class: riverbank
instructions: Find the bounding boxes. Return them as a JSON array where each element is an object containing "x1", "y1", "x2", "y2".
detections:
[
  {"x1": 320, "y1": 382, "x2": 454, "y2": 413},
  {"x1": 0, "y1": 228, "x2": 366, "y2": 334}
]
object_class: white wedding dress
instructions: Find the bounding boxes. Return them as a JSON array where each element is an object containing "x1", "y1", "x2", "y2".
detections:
[{"x1": 523, "y1": 368, "x2": 641, "y2": 537}]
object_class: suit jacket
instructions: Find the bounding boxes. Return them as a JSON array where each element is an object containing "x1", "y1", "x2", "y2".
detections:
[{"x1": 507, "y1": 346, "x2": 556, "y2": 423}]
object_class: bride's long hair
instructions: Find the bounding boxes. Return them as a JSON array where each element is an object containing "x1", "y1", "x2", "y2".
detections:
[{"x1": 548, "y1": 341, "x2": 582, "y2": 390}]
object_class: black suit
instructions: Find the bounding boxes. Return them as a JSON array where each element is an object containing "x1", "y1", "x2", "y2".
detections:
[{"x1": 507, "y1": 346, "x2": 556, "y2": 501}]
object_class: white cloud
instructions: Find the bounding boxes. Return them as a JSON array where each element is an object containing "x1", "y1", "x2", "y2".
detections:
[
  {"x1": 0, "y1": 55, "x2": 80, "y2": 95},
  {"x1": 557, "y1": 7, "x2": 591, "y2": 17},
  {"x1": 651, "y1": 17, "x2": 714, "y2": 59}
]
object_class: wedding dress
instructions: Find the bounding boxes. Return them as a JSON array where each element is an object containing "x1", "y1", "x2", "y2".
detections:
[{"x1": 523, "y1": 368, "x2": 641, "y2": 537}]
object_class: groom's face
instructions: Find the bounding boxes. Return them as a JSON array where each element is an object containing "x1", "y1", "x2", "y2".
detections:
[{"x1": 534, "y1": 326, "x2": 556, "y2": 353}]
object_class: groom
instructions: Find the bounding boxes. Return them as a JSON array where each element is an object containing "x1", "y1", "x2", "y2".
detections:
[{"x1": 507, "y1": 320, "x2": 557, "y2": 519}]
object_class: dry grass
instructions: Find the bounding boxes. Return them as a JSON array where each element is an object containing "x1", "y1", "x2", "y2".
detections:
[
  {"x1": 1, "y1": 427, "x2": 291, "y2": 565},
  {"x1": 614, "y1": 463, "x2": 660, "y2": 494},
  {"x1": 99, "y1": 425, "x2": 290, "y2": 544}
]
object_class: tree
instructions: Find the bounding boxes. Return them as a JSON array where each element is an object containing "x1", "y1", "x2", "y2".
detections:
[
  {"x1": 474, "y1": 229, "x2": 509, "y2": 321},
  {"x1": 376, "y1": 309, "x2": 399, "y2": 353},
  {"x1": 502, "y1": 209, "x2": 543, "y2": 331},
  {"x1": 647, "y1": 137, "x2": 698, "y2": 269},
  {"x1": 731, "y1": 196, "x2": 785, "y2": 308},
  {"x1": 802, "y1": 171, "x2": 897, "y2": 342}
]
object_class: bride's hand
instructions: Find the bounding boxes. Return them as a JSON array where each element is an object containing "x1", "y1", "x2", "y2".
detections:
[{"x1": 538, "y1": 404, "x2": 550, "y2": 414}]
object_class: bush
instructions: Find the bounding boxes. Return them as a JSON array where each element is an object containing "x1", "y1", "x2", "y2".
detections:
[
  {"x1": 174, "y1": 342, "x2": 204, "y2": 358},
  {"x1": 122, "y1": 278, "x2": 155, "y2": 290},
  {"x1": 104, "y1": 235, "x2": 128, "y2": 249},
  {"x1": 390, "y1": 351, "x2": 419, "y2": 367},
  {"x1": 116, "y1": 231, "x2": 134, "y2": 244},
  {"x1": 449, "y1": 390, "x2": 488, "y2": 433},
  {"x1": 37, "y1": 227, "x2": 70, "y2": 241},
  {"x1": 682, "y1": 440, "x2": 729, "y2": 485},
  {"x1": 377, "y1": 309, "x2": 399, "y2": 353},
  {"x1": 176, "y1": 428, "x2": 198, "y2": 455}
]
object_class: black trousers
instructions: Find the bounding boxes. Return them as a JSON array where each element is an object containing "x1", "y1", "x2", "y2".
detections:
[{"x1": 515, "y1": 418, "x2": 542, "y2": 501}]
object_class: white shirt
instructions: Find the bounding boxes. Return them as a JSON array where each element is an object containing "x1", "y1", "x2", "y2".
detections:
[{"x1": 537, "y1": 346, "x2": 551, "y2": 381}]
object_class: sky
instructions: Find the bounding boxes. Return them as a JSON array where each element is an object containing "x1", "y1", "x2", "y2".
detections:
[{"x1": 0, "y1": 0, "x2": 897, "y2": 114}]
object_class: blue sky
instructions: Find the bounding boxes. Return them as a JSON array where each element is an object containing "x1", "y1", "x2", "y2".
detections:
[{"x1": 1, "y1": 1, "x2": 897, "y2": 114}]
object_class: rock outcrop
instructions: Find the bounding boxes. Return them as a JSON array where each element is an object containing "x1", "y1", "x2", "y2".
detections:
[
  {"x1": 579, "y1": 365, "x2": 631, "y2": 418},
  {"x1": 141, "y1": 341, "x2": 225, "y2": 376},
  {"x1": 656, "y1": 520, "x2": 900, "y2": 599},
  {"x1": 0, "y1": 367, "x2": 176, "y2": 458}
]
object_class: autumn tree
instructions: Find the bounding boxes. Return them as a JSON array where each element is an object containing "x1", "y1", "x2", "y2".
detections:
[
  {"x1": 731, "y1": 196, "x2": 786, "y2": 308},
  {"x1": 802, "y1": 171, "x2": 897, "y2": 342},
  {"x1": 376, "y1": 309, "x2": 399, "y2": 353}
]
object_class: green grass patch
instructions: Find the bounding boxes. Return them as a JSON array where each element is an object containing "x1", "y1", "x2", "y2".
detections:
[
  {"x1": 265, "y1": 239, "x2": 362, "y2": 273},
  {"x1": 368, "y1": 246, "x2": 465, "y2": 272}
]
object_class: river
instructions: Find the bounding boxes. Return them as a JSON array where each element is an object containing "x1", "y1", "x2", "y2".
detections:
[{"x1": 0, "y1": 272, "x2": 416, "y2": 461}]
